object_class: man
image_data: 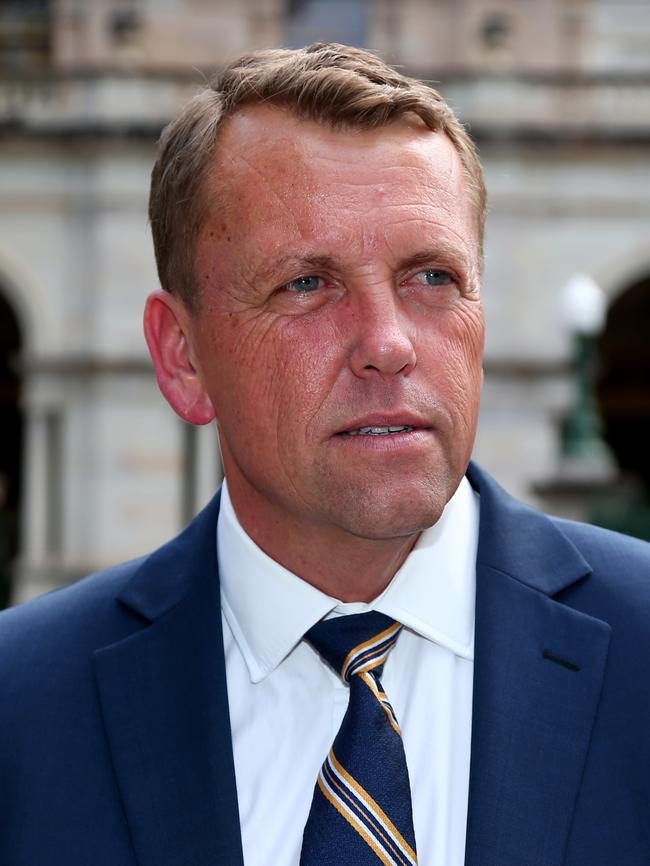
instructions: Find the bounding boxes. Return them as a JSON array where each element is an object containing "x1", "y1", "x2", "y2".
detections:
[{"x1": 1, "y1": 43, "x2": 649, "y2": 866}]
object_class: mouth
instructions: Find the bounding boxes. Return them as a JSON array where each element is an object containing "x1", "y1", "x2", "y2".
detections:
[{"x1": 340, "y1": 425, "x2": 416, "y2": 437}]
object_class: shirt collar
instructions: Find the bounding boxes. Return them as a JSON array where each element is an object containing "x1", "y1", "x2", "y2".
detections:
[
  {"x1": 371, "y1": 477, "x2": 478, "y2": 660},
  {"x1": 218, "y1": 477, "x2": 478, "y2": 683}
]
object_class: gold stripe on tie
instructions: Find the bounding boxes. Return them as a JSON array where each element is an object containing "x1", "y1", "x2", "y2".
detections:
[
  {"x1": 316, "y1": 772, "x2": 398, "y2": 866},
  {"x1": 327, "y1": 750, "x2": 418, "y2": 865},
  {"x1": 359, "y1": 671, "x2": 402, "y2": 735},
  {"x1": 341, "y1": 622, "x2": 402, "y2": 678}
]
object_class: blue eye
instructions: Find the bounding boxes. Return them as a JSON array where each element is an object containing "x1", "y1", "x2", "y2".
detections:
[
  {"x1": 286, "y1": 275, "x2": 322, "y2": 293},
  {"x1": 419, "y1": 269, "x2": 452, "y2": 285}
]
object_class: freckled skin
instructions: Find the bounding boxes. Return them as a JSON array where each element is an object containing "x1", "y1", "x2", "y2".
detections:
[{"x1": 149, "y1": 105, "x2": 485, "y2": 600}]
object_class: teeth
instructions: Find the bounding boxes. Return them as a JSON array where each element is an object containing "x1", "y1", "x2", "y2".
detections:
[{"x1": 346, "y1": 425, "x2": 414, "y2": 436}]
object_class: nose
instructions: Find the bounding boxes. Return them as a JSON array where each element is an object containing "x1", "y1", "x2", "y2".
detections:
[{"x1": 348, "y1": 286, "x2": 417, "y2": 379}]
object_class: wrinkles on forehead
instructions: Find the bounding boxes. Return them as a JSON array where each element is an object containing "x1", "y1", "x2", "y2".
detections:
[
  {"x1": 206, "y1": 105, "x2": 465, "y2": 214},
  {"x1": 195, "y1": 106, "x2": 480, "y2": 300},
  {"x1": 198, "y1": 137, "x2": 315, "y2": 267}
]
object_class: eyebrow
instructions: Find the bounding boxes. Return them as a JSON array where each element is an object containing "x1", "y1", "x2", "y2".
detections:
[
  {"x1": 250, "y1": 254, "x2": 339, "y2": 285},
  {"x1": 395, "y1": 244, "x2": 471, "y2": 273},
  {"x1": 250, "y1": 243, "x2": 471, "y2": 285}
]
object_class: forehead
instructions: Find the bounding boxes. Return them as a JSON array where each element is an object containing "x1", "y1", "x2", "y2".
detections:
[{"x1": 201, "y1": 105, "x2": 477, "y2": 261}]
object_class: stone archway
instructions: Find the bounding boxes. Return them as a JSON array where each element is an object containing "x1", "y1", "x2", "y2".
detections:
[
  {"x1": 0, "y1": 290, "x2": 23, "y2": 607},
  {"x1": 591, "y1": 274, "x2": 650, "y2": 540},
  {"x1": 597, "y1": 275, "x2": 650, "y2": 486}
]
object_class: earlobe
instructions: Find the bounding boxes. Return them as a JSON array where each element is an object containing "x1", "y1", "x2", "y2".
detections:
[{"x1": 143, "y1": 290, "x2": 215, "y2": 425}]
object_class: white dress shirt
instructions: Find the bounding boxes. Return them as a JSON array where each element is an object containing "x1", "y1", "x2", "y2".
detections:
[{"x1": 218, "y1": 477, "x2": 479, "y2": 866}]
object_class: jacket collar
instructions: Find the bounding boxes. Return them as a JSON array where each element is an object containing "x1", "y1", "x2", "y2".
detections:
[
  {"x1": 466, "y1": 462, "x2": 592, "y2": 596},
  {"x1": 116, "y1": 489, "x2": 223, "y2": 621}
]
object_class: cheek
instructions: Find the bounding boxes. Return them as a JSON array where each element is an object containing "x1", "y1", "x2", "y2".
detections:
[
  {"x1": 194, "y1": 315, "x2": 273, "y2": 424},
  {"x1": 422, "y1": 307, "x2": 484, "y2": 405},
  {"x1": 283, "y1": 316, "x2": 346, "y2": 405},
  {"x1": 206, "y1": 313, "x2": 344, "y2": 438},
  {"x1": 444, "y1": 303, "x2": 485, "y2": 370}
]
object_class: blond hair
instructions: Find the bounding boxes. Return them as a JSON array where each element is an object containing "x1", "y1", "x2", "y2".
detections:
[{"x1": 149, "y1": 42, "x2": 486, "y2": 312}]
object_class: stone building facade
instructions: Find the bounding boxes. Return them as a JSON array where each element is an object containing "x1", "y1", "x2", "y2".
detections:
[{"x1": 1, "y1": 0, "x2": 649, "y2": 602}]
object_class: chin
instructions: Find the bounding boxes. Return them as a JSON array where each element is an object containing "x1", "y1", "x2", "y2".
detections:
[{"x1": 332, "y1": 486, "x2": 449, "y2": 542}]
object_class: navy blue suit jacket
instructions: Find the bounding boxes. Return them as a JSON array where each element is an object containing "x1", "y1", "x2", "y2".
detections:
[{"x1": 1, "y1": 464, "x2": 649, "y2": 865}]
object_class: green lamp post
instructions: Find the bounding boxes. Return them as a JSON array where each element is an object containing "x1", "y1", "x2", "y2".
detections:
[{"x1": 560, "y1": 273, "x2": 609, "y2": 461}]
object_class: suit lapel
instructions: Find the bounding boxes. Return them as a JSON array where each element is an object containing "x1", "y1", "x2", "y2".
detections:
[
  {"x1": 464, "y1": 465, "x2": 611, "y2": 866},
  {"x1": 93, "y1": 494, "x2": 244, "y2": 866}
]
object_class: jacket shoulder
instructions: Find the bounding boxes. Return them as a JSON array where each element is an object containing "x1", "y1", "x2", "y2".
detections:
[
  {"x1": 467, "y1": 461, "x2": 650, "y2": 626},
  {"x1": 552, "y1": 516, "x2": 650, "y2": 587},
  {"x1": 0, "y1": 557, "x2": 146, "y2": 672},
  {"x1": 550, "y1": 516, "x2": 650, "y2": 637}
]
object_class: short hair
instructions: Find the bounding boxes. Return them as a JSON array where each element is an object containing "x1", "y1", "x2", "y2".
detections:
[{"x1": 149, "y1": 42, "x2": 486, "y2": 313}]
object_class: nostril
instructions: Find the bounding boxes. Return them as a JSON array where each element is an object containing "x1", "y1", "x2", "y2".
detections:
[{"x1": 356, "y1": 334, "x2": 416, "y2": 378}]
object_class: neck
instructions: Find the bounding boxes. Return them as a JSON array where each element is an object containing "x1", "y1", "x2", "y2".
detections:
[
  {"x1": 225, "y1": 484, "x2": 420, "y2": 603},
  {"x1": 274, "y1": 531, "x2": 420, "y2": 603}
]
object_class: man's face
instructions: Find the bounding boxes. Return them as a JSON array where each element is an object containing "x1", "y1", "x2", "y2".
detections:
[{"x1": 189, "y1": 106, "x2": 484, "y2": 542}]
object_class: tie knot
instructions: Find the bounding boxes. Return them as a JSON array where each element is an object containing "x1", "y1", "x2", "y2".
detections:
[{"x1": 305, "y1": 611, "x2": 402, "y2": 682}]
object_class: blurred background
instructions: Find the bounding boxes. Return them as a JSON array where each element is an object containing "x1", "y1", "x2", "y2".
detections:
[{"x1": 0, "y1": 0, "x2": 649, "y2": 606}]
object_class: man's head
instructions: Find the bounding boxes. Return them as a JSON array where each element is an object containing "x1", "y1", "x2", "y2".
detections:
[
  {"x1": 144, "y1": 43, "x2": 486, "y2": 587},
  {"x1": 149, "y1": 42, "x2": 486, "y2": 314}
]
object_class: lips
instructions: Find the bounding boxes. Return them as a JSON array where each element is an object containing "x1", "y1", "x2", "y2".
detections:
[
  {"x1": 336, "y1": 413, "x2": 428, "y2": 437},
  {"x1": 343, "y1": 425, "x2": 415, "y2": 436}
]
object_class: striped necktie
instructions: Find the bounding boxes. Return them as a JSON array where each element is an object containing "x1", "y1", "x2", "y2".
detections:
[{"x1": 300, "y1": 611, "x2": 418, "y2": 866}]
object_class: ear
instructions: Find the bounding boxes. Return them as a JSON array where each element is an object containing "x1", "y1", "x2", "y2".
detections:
[{"x1": 143, "y1": 290, "x2": 215, "y2": 425}]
